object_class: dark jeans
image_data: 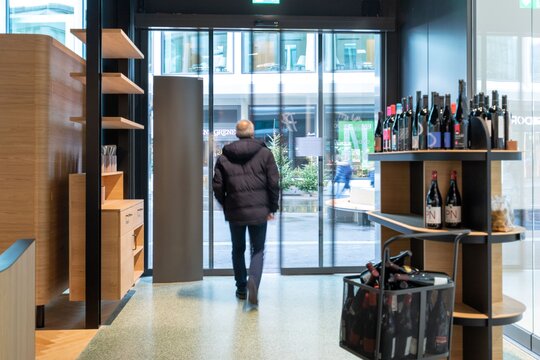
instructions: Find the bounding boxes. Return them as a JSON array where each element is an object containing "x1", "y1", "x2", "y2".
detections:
[{"x1": 229, "y1": 222, "x2": 267, "y2": 292}]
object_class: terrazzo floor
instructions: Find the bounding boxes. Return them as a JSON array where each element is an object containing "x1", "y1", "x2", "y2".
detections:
[{"x1": 79, "y1": 275, "x2": 537, "y2": 360}]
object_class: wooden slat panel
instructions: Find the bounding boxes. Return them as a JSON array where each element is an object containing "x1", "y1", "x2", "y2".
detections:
[
  {"x1": 451, "y1": 325, "x2": 463, "y2": 360},
  {"x1": 380, "y1": 162, "x2": 410, "y2": 214},
  {"x1": 493, "y1": 326, "x2": 503, "y2": 360},
  {"x1": 0, "y1": 241, "x2": 35, "y2": 360},
  {"x1": 0, "y1": 34, "x2": 84, "y2": 306}
]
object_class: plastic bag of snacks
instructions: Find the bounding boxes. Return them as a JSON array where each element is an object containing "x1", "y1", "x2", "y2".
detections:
[{"x1": 491, "y1": 195, "x2": 514, "y2": 232}]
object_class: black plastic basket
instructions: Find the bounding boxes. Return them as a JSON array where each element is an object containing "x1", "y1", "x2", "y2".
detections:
[{"x1": 340, "y1": 230, "x2": 470, "y2": 360}]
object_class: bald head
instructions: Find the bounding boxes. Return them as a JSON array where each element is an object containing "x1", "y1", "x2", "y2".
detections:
[{"x1": 236, "y1": 119, "x2": 255, "y2": 139}]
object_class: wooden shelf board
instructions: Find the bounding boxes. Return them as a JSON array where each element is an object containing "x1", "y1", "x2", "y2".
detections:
[
  {"x1": 493, "y1": 295, "x2": 526, "y2": 319},
  {"x1": 454, "y1": 302, "x2": 488, "y2": 320},
  {"x1": 368, "y1": 150, "x2": 522, "y2": 162},
  {"x1": 101, "y1": 171, "x2": 123, "y2": 177},
  {"x1": 101, "y1": 199, "x2": 143, "y2": 212},
  {"x1": 70, "y1": 72, "x2": 144, "y2": 94},
  {"x1": 367, "y1": 211, "x2": 525, "y2": 244},
  {"x1": 71, "y1": 28, "x2": 144, "y2": 59},
  {"x1": 70, "y1": 117, "x2": 144, "y2": 130},
  {"x1": 133, "y1": 246, "x2": 144, "y2": 257}
]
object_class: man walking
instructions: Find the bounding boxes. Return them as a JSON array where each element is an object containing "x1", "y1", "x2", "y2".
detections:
[{"x1": 212, "y1": 119, "x2": 279, "y2": 306}]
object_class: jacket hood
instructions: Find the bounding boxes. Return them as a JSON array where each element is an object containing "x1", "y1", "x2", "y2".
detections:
[{"x1": 223, "y1": 138, "x2": 266, "y2": 163}]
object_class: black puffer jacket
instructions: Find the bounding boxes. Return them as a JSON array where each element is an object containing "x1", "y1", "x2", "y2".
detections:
[{"x1": 213, "y1": 138, "x2": 279, "y2": 225}]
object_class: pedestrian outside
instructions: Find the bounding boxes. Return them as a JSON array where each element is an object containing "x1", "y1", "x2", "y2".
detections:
[{"x1": 212, "y1": 119, "x2": 280, "y2": 306}]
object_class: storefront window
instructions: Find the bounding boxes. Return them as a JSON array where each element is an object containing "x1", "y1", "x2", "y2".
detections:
[
  {"x1": 324, "y1": 33, "x2": 377, "y2": 72},
  {"x1": 7, "y1": 0, "x2": 85, "y2": 54}
]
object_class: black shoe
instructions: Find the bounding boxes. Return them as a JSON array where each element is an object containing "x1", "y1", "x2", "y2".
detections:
[
  {"x1": 247, "y1": 278, "x2": 258, "y2": 305},
  {"x1": 236, "y1": 289, "x2": 247, "y2": 300}
]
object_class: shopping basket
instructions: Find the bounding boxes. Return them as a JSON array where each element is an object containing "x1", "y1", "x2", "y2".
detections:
[{"x1": 340, "y1": 230, "x2": 470, "y2": 360}]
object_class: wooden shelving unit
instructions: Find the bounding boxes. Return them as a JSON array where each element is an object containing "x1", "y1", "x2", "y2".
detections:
[
  {"x1": 69, "y1": 28, "x2": 145, "y2": 302},
  {"x1": 70, "y1": 28, "x2": 144, "y2": 59},
  {"x1": 368, "y1": 149, "x2": 525, "y2": 359},
  {"x1": 70, "y1": 72, "x2": 144, "y2": 94},
  {"x1": 70, "y1": 116, "x2": 144, "y2": 130}
]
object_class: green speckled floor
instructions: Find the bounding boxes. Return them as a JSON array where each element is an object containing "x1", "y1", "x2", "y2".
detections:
[{"x1": 78, "y1": 275, "x2": 536, "y2": 360}]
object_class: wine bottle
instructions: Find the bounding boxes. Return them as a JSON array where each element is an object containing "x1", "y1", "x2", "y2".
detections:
[
  {"x1": 386, "y1": 105, "x2": 396, "y2": 152},
  {"x1": 405, "y1": 95, "x2": 414, "y2": 151},
  {"x1": 426, "y1": 291, "x2": 450, "y2": 355},
  {"x1": 412, "y1": 92, "x2": 421, "y2": 150},
  {"x1": 399, "y1": 98, "x2": 407, "y2": 151},
  {"x1": 375, "y1": 111, "x2": 383, "y2": 153},
  {"x1": 363, "y1": 262, "x2": 380, "y2": 287},
  {"x1": 492, "y1": 90, "x2": 505, "y2": 149},
  {"x1": 381, "y1": 295, "x2": 397, "y2": 360},
  {"x1": 392, "y1": 103, "x2": 402, "y2": 152},
  {"x1": 442, "y1": 94, "x2": 453, "y2": 149},
  {"x1": 396, "y1": 294, "x2": 415, "y2": 359},
  {"x1": 445, "y1": 170, "x2": 462, "y2": 228},
  {"x1": 419, "y1": 95, "x2": 429, "y2": 150},
  {"x1": 383, "y1": 106, "x2": 391, "y2": 152},
  {"x1": 426, "y1": 170, "x2": 443, "y2": 229},
  {"x1": 389, "y1": 272, "x2": 450, "y2": 287},
  {"x1": 363, "y1": 292, "x2": 378, "y2": 355},
  {"x1": 502, "y1": 95, "x2": 510, "y2": 149},
  {"x1": 454, "y1": 79, "x2": 469, "y2": 149},
  {"x1": 428, "y1": 93, "x2": 442, "y2": 149}
]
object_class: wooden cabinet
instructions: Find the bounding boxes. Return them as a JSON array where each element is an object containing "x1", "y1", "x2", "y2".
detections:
[
  {"x1": 0, "y1": 34, "x2": 84, "y2": 307},
  {"x1": 69, "y1": 172, "x2": 144, "y2": 301}
]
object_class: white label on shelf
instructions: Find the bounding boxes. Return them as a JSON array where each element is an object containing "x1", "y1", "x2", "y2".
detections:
[
  {"x1": 445, "y1": 205, "x2": 462, "y2": 224},
  {"x1": 433, "y1": 277, "x2": 448, "y2": 286},
  {"x1": 426, "y1": 206, "x2": 442, "y2": 225}
]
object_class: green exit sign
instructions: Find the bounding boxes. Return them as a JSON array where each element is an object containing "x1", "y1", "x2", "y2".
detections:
[
  {"x1": 520, "y1": 0, "x2": 540, "y2": 8},
  {"x1": 253, "y1": 0, "x2": 280, "y2": 4}
]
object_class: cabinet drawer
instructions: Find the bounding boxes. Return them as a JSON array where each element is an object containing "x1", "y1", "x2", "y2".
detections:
[
  {"x1": 120, "y1": 207, "x2": 136, "y2": 235},
  {"x1": 133, "y1": 203, "x2": 144, "y2": 228}
]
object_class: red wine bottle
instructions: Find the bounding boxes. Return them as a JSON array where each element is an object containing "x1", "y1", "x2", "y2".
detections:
[
  {"x1": 383, "y1": 106, "x2": 391, "y2": 152},
  {"x1": 454, "y1": 80, "x2": 469, "y2": 149},
  {"x1": 428, "y1": 93, "x2": 442, "y2": 149},
  {"x1": 427, "y1": 291, "x2": 450, "y2": 355},
  {"x1": 442, "y1": 94, "x2": 453, "y2": 149},
  {"x1": 425, "y1": 170, "x2": 443, "y2": 229},
  {"x1": 392, "y1": 103, "x2": 402, "y2": 151},
  {"x1": 490, "y1": 90, "x2": 503, "y2": 149},
  {"x1": 398, "y1": 98, "x2": 407, "y2": 151},
  {"x1": 445, "y1": 170, "x2": 462, "y2": 228},
  {"x1": 380, "y1": 295, "x2": 397, "y2": 359},
  {"x1": 386, "y1": 105, "x2": 396, "y2": 152},
  {"x1": 389, "y1": 272, "x2": 450, "y2": 287},
  {"x1": 396, "y1": 294, "x2": 415, "y2": 359},
  {"x1": 405, "y1": 95, "x2": 414, "y2": 151},
  {"x1": 363, "y1": 292, "x2": 378, "y2": 355},
  {"x1": 419, "y1": 95, "x2": 429, "y2": 150},
  {"x1": 375, "y1": 111, "x2": 383, "y2": 153}
]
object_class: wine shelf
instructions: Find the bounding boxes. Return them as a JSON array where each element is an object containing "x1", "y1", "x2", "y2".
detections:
[
  {"x1": 368, "y1": 150, "x2": 522, "y2": 162},
  {"x1": 101, "y1": 171, "x2": 123, "y2": 177},
  {"x1": 70, "y1": 116, "x2": 144, "y2": 130},
  {"x1": 453, "y1": 296, "x2": 525, "y2": 327},
  {"x1": 70, "y1": 72, "x2": 144, "y2": 94},
  {"x1": 368, "y1": 211, "x2": 525, "y2": 244},
  {"x1": 101, "y1": 199, "x2": 142, "y2": 211},
  {"x1": 70, "y1": 28, "x2": 144, "y2": 59},
  {"x1": 133, "y1": 245, "x2": 144, "y2": 257}
]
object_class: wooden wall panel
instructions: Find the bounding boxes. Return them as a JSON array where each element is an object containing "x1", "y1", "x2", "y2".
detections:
[
  {"x1": 0, "y1": 35, "x2": 84, "y2": 305},
  {"x1": 381, "y1": 162, "x2": 410, "y2": 214},
  {"x1": 0, "y1": 241, "x2": 36, "y2": 360}
]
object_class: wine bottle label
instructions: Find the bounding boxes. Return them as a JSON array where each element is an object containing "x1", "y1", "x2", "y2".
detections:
[
  {"x1": 435, "y1": 336, "x2": 448, "y2": 346},
  {"x1": 454, "y1": 134, "x2": 465, "y2": 149},
  {"x1": 410, "y1": 337, "x2": 418, "y2": 355},
  {"x1": 412, "y1": 136, "x2": 419, "y2": 150},
  {"x1": 445, "y1": 205, "x2": 462, "y2": 224},
  {"x1": 428, "y1": 132, "x2": 441, "y2": 148},
  {"x1": 391, "y1": 338, "x2": 396, "y2": 358},
  {"x1": 392, "y1": 295, "x2": 398, "y2": 312},
  {"x1": 443, "y1": 132, "x2": 451, "y2": 148},
  {"x1": 486, "y1": 119, "x2": 492, "y2": 136},
  {"x1": 426, "y1": 206, "x2": 442, "y2": 224},
  {"x1": 405, "y1": 336, "x2": 413, "y2": 356},
  {"x1": 392, "y1": 134, "x2": 397, "y2": 150},
  {"x1": 375, "y1": 138, "x2": 382, "y2": 152}
]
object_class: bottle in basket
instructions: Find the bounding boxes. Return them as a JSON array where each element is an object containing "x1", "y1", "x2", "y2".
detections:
[
  {"x1": 396, "y1": 294, "x2": 416, "y2": 359},
  {"x1": 426, "y1": 290, "x2": 451, "y2": 355},
  {"x1": 380, "y1": 295, "x2": 397, "y2": 359},
  {"x1": 425, "y1": 170, "x2": 443, "y2": 229},
  {"x1": 363, "y1": 292, "x2": 378, "y2": 356}
]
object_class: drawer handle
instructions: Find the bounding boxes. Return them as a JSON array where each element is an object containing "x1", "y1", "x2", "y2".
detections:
[
  {"x1": 137, "y1": 208, "x2": 143, "y2": 212},
  {"x1": 126, "y1": 214, "x2": 133, "y2": 217}
]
